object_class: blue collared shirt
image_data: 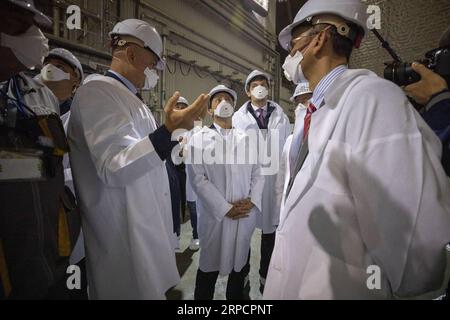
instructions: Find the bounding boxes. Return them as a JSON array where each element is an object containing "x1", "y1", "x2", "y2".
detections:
[
  {"x1": 107, "y1": 69, "x2": 138, "y2": 95},
  {"x1": 310, "y1": 64, "x2": 348, "y2": 109}
]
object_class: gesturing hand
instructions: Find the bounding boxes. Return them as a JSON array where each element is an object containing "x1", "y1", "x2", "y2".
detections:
[{"x1": 164, "y1": 91, "x2": 209, "y2": 132}]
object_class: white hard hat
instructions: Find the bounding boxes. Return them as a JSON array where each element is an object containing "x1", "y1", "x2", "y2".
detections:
[
  {"x1": 46, "y1": 48, "x2": 84, "y2": 82},
  {"x1": 245, "y1": 70, "x2": 270, "y2": 92},
  {"x1": 208, "y1": 85, "x2": 237, "y2": 107},
  {"x1": 7, "y1": 0, "x2": 52, "y2": 29},
  {"x1": 290, "y1": 82, "x2": 312, "y2": 102},
  {"x1": 109, "y1": 19, "x2": 165, "y2": 71},
  {"x1": 278, "y1": 0, "x2": 368, "y2": 51},
  {"x1": 177, "y1": 96, "x2": 189, "y2": 105}
]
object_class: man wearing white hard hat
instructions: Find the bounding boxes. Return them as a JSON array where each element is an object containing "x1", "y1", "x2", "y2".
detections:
[
  {"x1": 38, "y1": 47, "x2": 88, "y2": 298},
  {"x1": 40, "y1": 48, "x2": 84, "y2": 114},
  {"x1": 232, "y1": 70, "x2": 291, "y2": 294},
  {"x1": 67, "y1": 18, "x2": 209, "y2": 299},
  {"x1": 274, "y1": 82, "x2": 313, "y2": 228},
  {"x1": 0, "y1": 0, "x2": 83, "y2": 299},
  {"x1": 264, "y1": 0, "x2": 450, "y2": 299},
  {"x1": 288, "y1": 82, "x2": 312, "y2": 170},
  {"x1": 174, "y1": 96, "x2": 201, "y2": 250},
  {"x1": 187, "y1": 85, "x2": 264, "y2": 299}
]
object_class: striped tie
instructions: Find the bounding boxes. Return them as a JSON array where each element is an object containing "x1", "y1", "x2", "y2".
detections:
[{"x1": 256, "y1": 108, "x2": 265, "y2": 127}]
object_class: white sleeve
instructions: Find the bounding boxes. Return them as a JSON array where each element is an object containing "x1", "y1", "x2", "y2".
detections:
[
  {"x1": 249, "y1": 162, "x2": 265, "y2": 213},
  {"x1": 71, "y1": 82, "x2": 162, "y2": 187}
]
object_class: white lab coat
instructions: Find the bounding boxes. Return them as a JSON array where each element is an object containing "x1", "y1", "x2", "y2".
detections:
[
  {"x1": 67, "y1": 75, "x2": 180, "y2": 299},
  {"x1": 264, "y1": 69, "x2": 450, "y2": 299},
  {"x1": 187, "y1": 126, "x2": 264, "y2": 275},
  {"x1": 232, "y1": 101, "x2": 291, "y2": 234}
]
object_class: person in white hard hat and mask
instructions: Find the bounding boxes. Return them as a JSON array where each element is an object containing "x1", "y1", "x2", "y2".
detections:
[
  {"x1": 264, "y1": 0, "x2": 450, "y2": 300},
  {"x1": 0, "y1": 0, "x2": 81, "y2": 299},
  {"x1": 187, "y1": 85, "x2": 264, "y2": 300},
  {"x1": 174, "y1": 96, "x2": 200, "y2": 250},
  {"x1": 232, "y1": 70, "x2": 291, "y2": 294},
  {"x1": 67, "y1": 19, "x2": 209, "y2": 299},
  {"x1": 39, "y1": 48, "x2": 84, "y2": 116},
  {"x1": 38, "y1": 47, "x2": 88, "y2": 299},
  {"x1": 274, "y1": 82, "x2": 312, "y2": 224},
  {"x1": 38, "y1": 48, "x2": 84, "y2": 188}
]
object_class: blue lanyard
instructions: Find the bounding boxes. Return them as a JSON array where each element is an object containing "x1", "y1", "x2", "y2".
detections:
[{"x1": 0, "y1": 76, "x2": 36, "y2": 117}]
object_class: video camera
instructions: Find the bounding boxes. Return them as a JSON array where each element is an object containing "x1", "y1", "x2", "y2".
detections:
[{"x1": 373, "y1": 30, "x2": 450, "y2": 86}]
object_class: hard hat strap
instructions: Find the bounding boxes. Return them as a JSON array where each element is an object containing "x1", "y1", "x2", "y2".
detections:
[{"x1": 311, "y1": 15, "x2": 361, "y2": 48}]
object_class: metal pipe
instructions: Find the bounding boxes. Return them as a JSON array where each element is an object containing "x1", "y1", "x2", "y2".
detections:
[
  {"x1": 100, "y1": 0, "x2": 104, "y2": 45},
  {"x1": 53, "y1": 4, "x2": 59, "y2": 37},
  {"x1": 45, "y1": 33, "x2": 112, "y2": 61}
]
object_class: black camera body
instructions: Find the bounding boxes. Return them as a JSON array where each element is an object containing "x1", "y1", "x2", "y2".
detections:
[{"x1": 384, "y1": 46, "x2": 450, "y2": 86}]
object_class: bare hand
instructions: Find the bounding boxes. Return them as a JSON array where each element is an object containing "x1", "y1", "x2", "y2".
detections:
[
  {"x1": 404, "y1": 62, "x2": 448, "y2": 105},
  {"x1": 233, "y1": 198, "x2": 254, "y2": 212},
  {"x1": 164, "y1": 91, "x2": 209, "y2": 132},
  {"x1": 225, "y1": 204, "x2": 250, "y2": 220},
  {"x1": 228, "y1": 198, "x2": 254, "y2": 220}
]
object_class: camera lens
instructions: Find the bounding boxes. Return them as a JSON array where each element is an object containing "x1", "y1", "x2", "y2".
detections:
[{"x1": 384, "y1": 62, "x2": 421, "y2": 86}]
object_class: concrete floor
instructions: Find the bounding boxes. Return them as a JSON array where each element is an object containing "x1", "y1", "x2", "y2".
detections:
[
  {"x1": 167, "y1": 215, "x2": 264, "y2": 300},
  {"x1": 167, "y1": 216, "x2": 450, "y2": 300}
]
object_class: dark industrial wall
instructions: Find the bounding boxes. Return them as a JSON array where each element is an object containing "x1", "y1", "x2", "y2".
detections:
[{"x1": 350, "y1": 0, "x2": 450, "y2": 75}]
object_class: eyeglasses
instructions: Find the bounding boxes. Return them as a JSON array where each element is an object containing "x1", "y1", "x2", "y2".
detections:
[
  {"x1": 116, "y1": 39, "x2": 158, "y2": 69},
  {"x1": 289, "y1": 33, "x2": 315, "y2": 52},
  {"x1": 132, "y1": 43, "x2": 158, "y2": 69}
]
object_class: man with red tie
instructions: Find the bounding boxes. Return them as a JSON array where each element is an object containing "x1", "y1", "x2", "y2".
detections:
[{"x1": 264, "y1": 0, "x2": 450, "y2": 299}]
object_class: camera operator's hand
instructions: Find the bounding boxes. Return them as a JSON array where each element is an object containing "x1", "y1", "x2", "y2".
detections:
[{"x1": 404, "y1": 62, "x2": 448, "y2": 105}]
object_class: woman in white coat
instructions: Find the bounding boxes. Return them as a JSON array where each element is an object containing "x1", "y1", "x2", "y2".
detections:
[
  {"x1": 187, "y1": 85, "x2": 264, "y2": 300},
  {"x1": 232, "y1": 70, "x2": 291, "y2": 293},
  {"x1": 68, "y1": 19, "x2": 208, "y2": 299},
  {"x1": 265, "y1": 0, "x2": 450, "y2": 299}
]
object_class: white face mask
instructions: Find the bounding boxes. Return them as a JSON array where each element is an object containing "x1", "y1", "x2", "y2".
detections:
[
  {"x1": 214, "y1": 100, "x2": 234, "y2": 118},
  {"x1": 282, "y1": 51, "x2": 308, "y2": 85},
  {"x1": 41, "y1": 64, "x2": 70, "y2": 82},
  {"x1": 251, "y1": 85, "x2": 269, "y2": 100},
  {"x1": 143, "y1": 68, "x2": 159, "y2": 90},
  {"x1": 1, "y1": 25, "x2": 49, "y2": 70},
  {"x1": 296, "y1": 102, "x2": 308, "y2": 111}
]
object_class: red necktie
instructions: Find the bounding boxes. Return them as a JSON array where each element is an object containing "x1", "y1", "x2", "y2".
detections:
[{"x1": 302, "y1": 102, "x2": 316, "y2": 142}]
